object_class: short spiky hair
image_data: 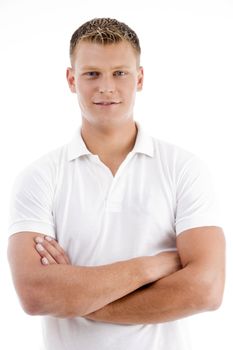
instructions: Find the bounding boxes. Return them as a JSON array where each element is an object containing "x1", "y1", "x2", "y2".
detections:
[{"x1": 69, "y1": 18, "x2": 141, "y2": 64}]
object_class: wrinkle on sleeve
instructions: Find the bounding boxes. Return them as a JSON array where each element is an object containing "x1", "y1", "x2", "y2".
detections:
[
  {"x1": 175, "y1": 155, "x2": 221, "y2": 235},
  {"x1": 8, "y1": 158, "x2": 57, "y2": 238}
]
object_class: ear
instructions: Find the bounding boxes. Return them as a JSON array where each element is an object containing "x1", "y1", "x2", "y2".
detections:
[
  {"x1": 136, "y1": 66, "x2": 144, "y2": 91},
  {"x1": 66, "y1": 67, "x2": 76, "y2": 93}
]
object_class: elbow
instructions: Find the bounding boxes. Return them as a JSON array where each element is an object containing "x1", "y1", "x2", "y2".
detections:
[
  {"x1": 19, "y1": 288, "x2": 64, "y2": 317},
  {"x1": 18, "y1": 285, "x2": 84, "y2": 318},
  {"x1": 22, "y1": 300, "x2": 40, "y2": 316},
  {"x1": 195, "y1": 276, "x2": 225, "y2": 312},
  {"x1": 17, "y1": 285, "x2": 44, "y2": 316},
  {"x1": 203, "y1": 285, "x2": 224, "y2": 311},
  {"x1": 184, "y1": 261, "x2": 225, "y2": 313},
  {"x1": 13, "y1": 275, "x2": 50, "y2": 316}
]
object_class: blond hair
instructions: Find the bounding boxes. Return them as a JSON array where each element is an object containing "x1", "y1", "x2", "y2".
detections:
[{"x1": 69, "y1": 18, "x2": 141, "y2": 65}]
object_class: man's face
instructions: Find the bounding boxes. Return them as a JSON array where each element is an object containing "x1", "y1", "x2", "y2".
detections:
[{"x1": 66, "y1": 40, "x2": 143, "y2": 128}]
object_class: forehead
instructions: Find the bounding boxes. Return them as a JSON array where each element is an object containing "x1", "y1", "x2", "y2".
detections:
[{"x1": 73, "y1": 40, "x2": 138, "y2": 70}]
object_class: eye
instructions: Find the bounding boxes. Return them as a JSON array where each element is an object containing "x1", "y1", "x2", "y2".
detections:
[
  {"x1": 114, "y1": 71, "x2": 126, "y2": 77},
  {"x1": 85, "y1": 72, "x2": 99, "y2": 78}
]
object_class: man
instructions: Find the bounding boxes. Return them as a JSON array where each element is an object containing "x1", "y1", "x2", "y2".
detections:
[{"x1": 7, "y1": 18, "x2": 225, "y2": 350}]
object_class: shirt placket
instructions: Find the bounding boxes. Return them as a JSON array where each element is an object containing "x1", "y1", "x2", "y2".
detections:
[{"x1": 88, "y1": 152, "x2": 135, "y2": 212}]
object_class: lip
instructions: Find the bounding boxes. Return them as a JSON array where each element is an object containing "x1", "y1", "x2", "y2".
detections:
[
  {"x1": 93, "y1": 101, "x2": 121, "y2": 105},
  {"x1": 93, "y1": 101, "x2": 121, "y2": 107}
]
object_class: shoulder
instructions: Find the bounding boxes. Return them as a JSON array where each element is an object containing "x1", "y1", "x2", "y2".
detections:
[
  {"x1": 150, "y1": 136, "x2": 207, "y2": 178},
  {"x1": 13, "y1": 143, "x2": 68, "y2": 190},
  {"x1": 152, "y1": 137, "x2": 196, "y2": 163}
]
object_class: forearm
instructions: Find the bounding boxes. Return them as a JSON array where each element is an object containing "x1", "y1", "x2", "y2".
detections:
[
  {"x1": 25, "y1": 257, "x2": 145, "y2": 317},
  {"x1": 12, "y1": 234, "x2": 181, "y2": 319},
  {"x1": 25, "y1": 255, "x2": 165, "y2": 318},
  {"x1": 22, "y1": 234, "x2": 181, "y2": 319},
  {"x1": 85, "y1": 264, "x2": 219, "y2": 324}
]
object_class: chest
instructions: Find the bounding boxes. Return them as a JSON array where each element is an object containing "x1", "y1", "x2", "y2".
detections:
[{"x1": 53, "y1": 155, "x2": 177, "y2": 265}]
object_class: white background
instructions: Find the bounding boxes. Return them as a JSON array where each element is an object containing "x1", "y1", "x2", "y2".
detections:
[{"x1": 0, "y1": 0, "x2": 232, "y2": 349}]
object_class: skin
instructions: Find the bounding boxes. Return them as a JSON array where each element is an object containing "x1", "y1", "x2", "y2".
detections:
[
  {"x1": 8, "y1": 40, "x2": 225, "y2": 322},
  {"x1": 33, "y1": 226, "x2": 225, "y2": 324},
  {"x1": 66, "y1": 40, "x2": 144, "y2": 175},
  {"x1": 8, "y1": 232, "x2": 181, "y2": 317}
]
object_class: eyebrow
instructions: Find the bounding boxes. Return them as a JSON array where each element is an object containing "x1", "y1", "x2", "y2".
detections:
[{"x1": 80, "y1": 65, "x2": 131, "y2": 71}]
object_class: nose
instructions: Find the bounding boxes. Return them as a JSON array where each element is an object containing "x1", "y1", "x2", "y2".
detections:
[{"x1": 98, "y1": 76, "x2": 115, "y2": 94}]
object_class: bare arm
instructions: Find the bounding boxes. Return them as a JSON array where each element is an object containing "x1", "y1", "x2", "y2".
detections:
[
  {"x1": 85, "y1": 226, "x2": 226, "y2": 324},
  {"x1": 7, "y1": 232, "x2": 180, "y2": 318}
]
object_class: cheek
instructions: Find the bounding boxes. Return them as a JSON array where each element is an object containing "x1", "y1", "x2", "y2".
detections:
[
  {"x1": 77, "y1": 83, "x2": 93, "y2": 103},
  {"x1": 123, "y1": 81, "x2": 137, "y2": 100}
]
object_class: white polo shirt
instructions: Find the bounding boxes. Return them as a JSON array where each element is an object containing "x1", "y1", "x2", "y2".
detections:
[{"x1": 8, "y1": 121, "x2": 220, "y2": 350}]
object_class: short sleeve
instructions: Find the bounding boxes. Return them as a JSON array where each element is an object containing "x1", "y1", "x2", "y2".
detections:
[
  {"x1": 8, "y1": 159, "x2": 56, "y2": 238},
  {"x1": 175, "y1": 156, "x2": 221, "y2": 235}
]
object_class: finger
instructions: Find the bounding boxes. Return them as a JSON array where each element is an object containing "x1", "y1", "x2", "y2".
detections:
[
  {"x1": 41, "y1": 257, "x2": 49, "y2": 265},
  {"x1": 44, "y1": 236, "x2": 71, "y2": 264},
  {"x1": 39, "y1": 238, "x2": 69, "y2": 265},
  {"x1": 34, "y1": 236, "x2": 70, "y2": 265},
  {"x1": 35, "y1": 243, "x2": 57, "y2": 265},
  {"x1": 44, "y1": 236, "x2": 70, "y2": 263}
]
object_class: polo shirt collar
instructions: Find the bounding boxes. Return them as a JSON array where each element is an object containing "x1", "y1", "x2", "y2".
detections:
[
  {"x1": 132, "y1": 122, "x2": 154, "y2": 157},
  {"x1": 67, "y1": 121, "x2": 154, "y2": 161}
]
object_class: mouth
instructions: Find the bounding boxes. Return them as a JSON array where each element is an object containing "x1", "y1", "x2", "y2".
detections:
[{"x1": 93, "y1": 101, "x2": 121, "y2": 106}]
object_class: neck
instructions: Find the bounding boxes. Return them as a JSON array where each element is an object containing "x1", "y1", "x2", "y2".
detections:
[{"x1": 81, "y1": 119, "x2": 138, "y2": 159}]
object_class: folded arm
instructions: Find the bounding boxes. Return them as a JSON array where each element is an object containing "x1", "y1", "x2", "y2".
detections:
[
  {"x1": 7, "y1": 232, "x2": 180, "y2": 318},
  {"x1": 85, "y1": 226, "x2": 225, "y2": 324}
]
